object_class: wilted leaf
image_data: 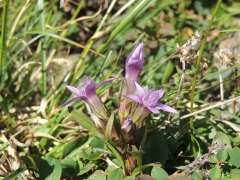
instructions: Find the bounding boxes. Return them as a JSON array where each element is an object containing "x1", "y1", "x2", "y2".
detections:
[
  {"x1": 137, "y1": 174, "x2": 154, "y2": 180},
  {"x1": 167, "y1": 173, "x2": 191, "y2": 180}
]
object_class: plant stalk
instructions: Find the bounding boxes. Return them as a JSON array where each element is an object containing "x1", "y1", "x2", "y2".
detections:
[
  {"x1": 189, "y1": 0, "x2": 222, "y2": 158},
  {"x1": 0, "y1": 0, "x2": 9, "y2": 87},
  {"x1": 38, "y1": 0, "x2": 47, "y2": 97}
]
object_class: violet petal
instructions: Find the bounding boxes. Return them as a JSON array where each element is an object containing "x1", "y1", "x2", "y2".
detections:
[
  {"x1": 124, "y1": 94, "x2": 142, "y2": 104},
  {"x1": 134, "y1": 81, "x2": 145, "y2": 97},
  {"x1": 156, "y1": 104, "x2": 178, "y2": 113},
  {"x1": 96, "y1": 78, "x2": 115, "y2": 89},
  {"x1": 145, "y1": 106, "x2": 160, "y2": 114},
  {"x1": 60, "y1": 97, "x2": 80, "y2": 107},
  {"x1": 66, "y1": 85, "x2": 82, "y2": 97}
]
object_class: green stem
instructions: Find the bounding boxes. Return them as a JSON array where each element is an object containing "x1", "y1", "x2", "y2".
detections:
[
  {"x1": 0, "y1": 0, "x2": 9, "y2": 87},
  {"x1": 189, "y1": 0, "x2": 222, "y2": 158},
  {"x1": 38, "y1": 0, "x2": 47, "y2": 97}
]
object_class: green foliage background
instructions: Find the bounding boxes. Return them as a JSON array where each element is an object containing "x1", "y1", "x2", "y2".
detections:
[{"x1": 1, "y1": 0, "x2": 240, "y2": 179}]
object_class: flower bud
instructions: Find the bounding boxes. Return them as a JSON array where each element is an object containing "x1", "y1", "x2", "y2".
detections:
[
  {"x1": 121, "y1": 117, "x2": 134, "y2": 141},
  {"x1": 118, "y1": 43, "x2": 144, "y2": 122}
]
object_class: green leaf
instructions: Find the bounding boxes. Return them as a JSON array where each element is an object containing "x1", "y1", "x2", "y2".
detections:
[
  {"x1": 232, "y1": 174, "x2": 240, "y2": 180},
  {"x1": 214, "y1": 131, "x2": 232, "y2": 149},
  {"x1": 191, "y1": 171, "x2": 206, "y2": 180},
  {"x1": 231, "y1": 169, "x2": 240, "y2": 177},
  {"x1": 143, "y1": 133, "x2": 168, "y2": 168},
  {"x1": 124, "y1": 176, "x2": 136, "y2": 180},
  {"x1": 77, "y1": 162, "x2": 95, "y2": 176},
  {"x1": 87, "y1": 171, "x2": 106, "y2": 180},
  {"x1": 220, "y1": 177, "x2": 230, "y2": 180},
  {"x1": 62, "y1": 135, "x2": 90, "y2": 158},
  {"x1": 95, "y1": 136, "x2": 125, "y2": 171},
  {"x1": 88, "y1": 152, "x2": 102, "y2": 161},
  {"x1": 61, "y1": 157, "x2": 76, "y2": 175},
  {"x1": 45, "y1": 156, "x2": 62, "y2": 180},
  {"x1": 73, "y1": 109, "x2": 105, "y2": 139},
  {"x1": 33, "y1": 156, "x2": 62, "y2": 180},
  {"x1": 161, "y1": 61, "x2": 174, "y2": 83},
  {"x1": 174, "y1": 118, "x2": 205, "y2": 140},
  {"x1": 151, "y1": 167, "x2": 168, "y2": 180},
  {"x1": 3, "y1": 165, "x2": 27, "y2": 180},
  {"x1": 108, "y1": 168, "x2": 124, "y2": 180},
  {"x1": 23, "y1": 155, "x2": 40, "y2": 171},
  {"x1": 208, "y1": 166, "x2": 222, "y2": 180},
  {"x1": 105, "y1": 165, "x2": 117, "y2": 175},
  {"x1": 216, "y1": 149, "x2": 228, "y2": 162},
  {"x1": 131, "y1": 163, "x2": 161, "y2": 177},
  {"x1": 105, "y1": 113, "x2": 114, "y2": 142},
  {"x1": 90, "y1": 137, "x2": 105, "y2": 149},
  {"x1": 228, "y1": 147, "x2": 240, "y2": 167}
]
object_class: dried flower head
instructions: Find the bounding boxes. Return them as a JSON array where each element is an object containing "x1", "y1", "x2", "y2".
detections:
[
  {"x1": 176, "y1": 31, "x2": 207, "y2": 67},
  {"x1": 213, "y1": 48, "x2": 238, "y2": 70}
]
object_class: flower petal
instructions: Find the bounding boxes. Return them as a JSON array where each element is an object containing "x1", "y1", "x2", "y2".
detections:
[
  {"x1": 96, "y1": 78, "x2": 115, "y2": 89},
  {"x1": 124, "y1": 94, "x2": 142, "y2": 104},
  {"x1": 125, "y1": 43, "x2": 144, "y2": 78},
  {"x1": 134, "y1": 81, "x2": 145, "y2": 97},
  {"x1": 60, "y1": 97, "x2": 80, "y2": 107},
  {"x1": 66, "y1": 85, "x2": 82, "y2": 97},
  {"x1": 157, "y1": 90, "x2": 165, "y2": 99},
  {"x1": 145, "y1": 105, "x2": 160, "y2": 114},
  {"x1": 156, "y1": 104, "x2": 178, "y2": 113}
]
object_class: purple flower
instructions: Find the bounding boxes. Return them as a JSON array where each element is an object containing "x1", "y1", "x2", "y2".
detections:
[
  {"x1": 125, "y1": 43, "x2": 144, "y2": 81},
  {"x1": 121, "y1": 116, "x2": 135, "y2": 142},
  {"x1": 124, "y1": 82, "x2": 177, "y2": 123},
  {"x1": 121, "y1": 116, "x2": 134, "y2": 135},
  {"x1": 118, "y1": 43, "x2": 144, "y2": 122},
  {"x1": 61, "y1": 76, "x2": 114, "y2": 119}
]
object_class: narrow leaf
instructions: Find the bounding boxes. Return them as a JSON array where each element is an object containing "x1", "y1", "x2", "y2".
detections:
[
  {"x1": 105, "y1": 112, "x2": 114, "y2": 142},
  {"x1": 131, "y1": 163, "x2": 161, "y2": 177},
  {"x1": 73, "y1": 109, "x2": 105, "y2": 139}
]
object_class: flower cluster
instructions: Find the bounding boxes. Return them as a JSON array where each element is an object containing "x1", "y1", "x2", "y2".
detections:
[
  {"x1": 61, "y1": 43, "x2": 177, "y2": 128},
  {"x1": 61, "y1": 43, "x2": 177, "y2": 174}
]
